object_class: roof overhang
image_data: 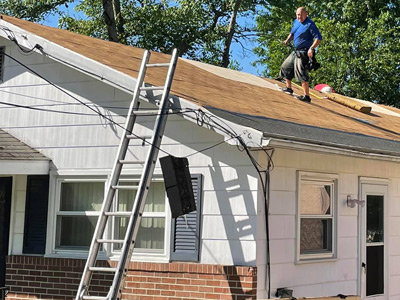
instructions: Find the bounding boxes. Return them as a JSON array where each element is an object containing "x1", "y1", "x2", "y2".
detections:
[
  {"x1": 207, "y1": 107, "x2": 400, "y2": 161},
  {"x1": 0, "y1": 17, "x2": 263, "y2": 146}
]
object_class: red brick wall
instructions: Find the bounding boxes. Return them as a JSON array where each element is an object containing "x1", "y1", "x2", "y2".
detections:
[{"x1": 5, "y1": 256, "x2": 257, "y2": 300}]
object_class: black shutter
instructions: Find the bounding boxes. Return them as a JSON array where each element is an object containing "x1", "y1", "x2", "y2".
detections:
[
  {"x1": 0, "y1": 47, "x2": 4, "y2": 82},
  {"x1": 0, "y1": 177, "x2": 12, "y2": 287},
  {"x1": 23, "y1": 175, "x2": 49, "y2": 254},
  {"x1": 170, "y1": 175, "x2": 202, "y2": 262}
]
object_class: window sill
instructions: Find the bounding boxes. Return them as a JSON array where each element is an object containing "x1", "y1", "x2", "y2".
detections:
[
  {"x1": 109, "y1": 253, "x2": 170, "y2": 263},
  {"x1": 45, "y1": 250, "x2": 109, "y2": 260},
  {"x1": 296, "y1": 256, "x2": 337, "y2": 264}
]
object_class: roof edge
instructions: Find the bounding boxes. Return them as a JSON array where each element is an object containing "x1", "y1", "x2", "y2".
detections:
[
  {"x1": 206, "y1": 106, "x2": 400, "y2": 158},
  {"x1": 0, "y1": 16, "x2": 138, "y2": 94},
  {"x1": 0, "y1": 17, "x2": 264, "y2": 146}
]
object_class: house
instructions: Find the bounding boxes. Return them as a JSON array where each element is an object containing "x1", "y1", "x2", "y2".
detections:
[{"x1": 0, "y1": 14, "x2": 400, "y2": 300}]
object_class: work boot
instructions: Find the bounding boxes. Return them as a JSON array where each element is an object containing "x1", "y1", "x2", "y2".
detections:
[
  {"x1": 281, "y1": 87, "x2": 293, "y2": 94},
  {"x1": 296, "y1": 95, "x2": 311, "y2": 102}
]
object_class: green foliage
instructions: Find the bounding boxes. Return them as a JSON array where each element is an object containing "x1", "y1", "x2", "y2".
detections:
[
  {"x1": 1, "y1": 0, "x2": 263, "y2": 68},
  {"x1": 0, "y1": 0, "x2": 74, "y2": 22},
  {"x1": 255, "y1": 0, "x2": 400, "y2": 107}
]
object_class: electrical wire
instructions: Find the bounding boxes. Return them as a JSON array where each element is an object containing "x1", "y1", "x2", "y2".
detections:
[
  {"x1": 0, "y1": 99, "x2": 195, "y2": 118},
  {"x1": 0, "y1": 25, "x2": 40, "y2": 54},
  {"x1": 2, "y1": 51, "x2": 177, "y2": 156},
  {"x1": 189, "y1": 108, "x2": 275, "y2": 298},
  {"x1": 1, "y1": 50, "x2": 238, "y2": 159},
  {"x1": 2, "y1": 30, "x2": 275, "y2": 294},
  {"x1": 0, "y1": 27, "x2": 248, "y2": 159}
]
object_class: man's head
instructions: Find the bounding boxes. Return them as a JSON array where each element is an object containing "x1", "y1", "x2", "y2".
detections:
[{"x1": 296, "y1": 7, "x2": 308, "y2": 23}]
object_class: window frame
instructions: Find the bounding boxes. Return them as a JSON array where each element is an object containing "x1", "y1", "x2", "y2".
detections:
[
  {"x1": 296, "y1": 171, "x2": 338, "y2": 262},
  {"x1": 51, "y1": 177, "x2": 107, "y2": 257}
]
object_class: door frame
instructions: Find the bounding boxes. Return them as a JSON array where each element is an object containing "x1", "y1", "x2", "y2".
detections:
[
  {"x1": 0, "y1": 177, "x2": 13, "y2": 287},
  {"x1": 358, "y1": 178, "x2": 389, "y2": 299}
]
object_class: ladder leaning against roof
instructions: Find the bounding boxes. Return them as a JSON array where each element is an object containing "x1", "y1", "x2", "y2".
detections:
[{"x1": 75, "y1": 48, "x2": 179, "y2": 300}]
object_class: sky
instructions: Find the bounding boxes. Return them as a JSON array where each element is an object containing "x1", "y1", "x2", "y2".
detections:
[{"x1": 40, "y1": 2, "x2": 261, "y2": 76}]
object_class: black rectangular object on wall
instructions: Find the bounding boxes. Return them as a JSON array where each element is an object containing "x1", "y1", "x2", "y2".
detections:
[
  {"x1": 160, "y1": 155, "x2": 196, "y2": 218},
  {"x1": 23, "y1": 175, "x2": 49, "y2": 255}
]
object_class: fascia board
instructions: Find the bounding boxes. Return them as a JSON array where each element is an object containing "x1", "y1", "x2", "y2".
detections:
[
  {"x1": 0, "y1": 160, "x2": 49, "y2": 174},
  {"x1": 269, "y1": 138, "x2": 400, "y2": 162},
  {"x1": 0, "y1": 18, "x2": 137, "y2": 94},
  {"x1": 0, "y1": 19, "x2": 264, "y2": 146}
]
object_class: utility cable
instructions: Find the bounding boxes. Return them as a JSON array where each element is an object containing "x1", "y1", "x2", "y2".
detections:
[
  {"x1": 1, "y1": 51, "x2": 235, "y2": 159},
  {"x1": 2, "y1": 51, "x2": 174, "y2": 156},
  {"x1": 2, "y1": 25, "x2": 275, "y2": 296},
  {"x1": 190, "y1": 107, "x2": 275, "y2": 298}
]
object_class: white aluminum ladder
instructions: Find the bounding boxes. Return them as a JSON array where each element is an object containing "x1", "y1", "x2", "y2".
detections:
[{"x1": 76, "y1": 48, "x2": 179, "y2": 300}]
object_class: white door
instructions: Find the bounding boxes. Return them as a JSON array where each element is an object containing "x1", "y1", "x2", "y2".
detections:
[{"x1": 360, "y1": 183, "x2": 388, "y2": 300}]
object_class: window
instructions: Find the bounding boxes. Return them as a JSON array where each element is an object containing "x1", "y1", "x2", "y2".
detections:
[
  {"x1": 298, "y1": 173, "x2": 336, "y2": 261},
  {"x1": 55, "y1": 180, "x2": 104, "y2": 250},
  {"x1": 111, "y1": 181, "x2": 167, "y2": 254},
  {"x1": 0, "y1": 47, "x2": 4, "y2": 82},
  {"x1": 52, "y1": 175, "x2": 202, "y2": 261}
]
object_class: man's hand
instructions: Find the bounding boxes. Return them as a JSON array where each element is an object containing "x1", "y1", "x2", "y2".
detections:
[
  {"x1": 308, "y1": 48, "x2": 314, "y2": 58},
  {"x1": 283, "y1": 39, "x2": 289, "y2": 47}
]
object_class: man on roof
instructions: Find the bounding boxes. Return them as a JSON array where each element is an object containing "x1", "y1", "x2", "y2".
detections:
[{"x1": 279, "y1": 7, "x2": 322, "y2": 103}]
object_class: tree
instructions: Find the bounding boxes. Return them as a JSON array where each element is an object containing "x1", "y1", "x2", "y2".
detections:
[
  {"x1": 255, "y1": 0, "x2": 400, "y2": 107},
  {"x1": 1, "y1": 0, "x2": 264, "y2": 69},
  {"x1": 0, "y1": 0, "x2": 74, "y2": 22}
]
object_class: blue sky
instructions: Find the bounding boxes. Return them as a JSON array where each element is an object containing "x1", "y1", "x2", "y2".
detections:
[{"x1": 40, "y1": 2, "x2": 261, "y2": 75}]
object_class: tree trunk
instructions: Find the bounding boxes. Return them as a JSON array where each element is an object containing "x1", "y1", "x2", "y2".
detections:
[
  {"x1": 113, "y1": 0, "x2": 126, "y2": 44},
  {"x1": 102, "y1": 0, "x2": 119, "y2": 42},
  {"x1": 221, "y1": 0, "x2": 242, "y2": 68}
]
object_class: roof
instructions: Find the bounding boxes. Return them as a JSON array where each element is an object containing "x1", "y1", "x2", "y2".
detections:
[
  {"x1": 0, "y1": 129, "x2": 48, "y2": 160},
  {"x1": 1, "y1": 15, "x2": 400, "y2": 156}
]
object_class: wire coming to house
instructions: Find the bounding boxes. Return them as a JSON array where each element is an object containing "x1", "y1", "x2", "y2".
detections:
[{"x1": 0, "y1": 28, "x2": 275, "y2": 297}]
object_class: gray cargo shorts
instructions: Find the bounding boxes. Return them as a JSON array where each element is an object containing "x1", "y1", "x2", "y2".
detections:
[{"x1": 279, "y1": 51, "x2": 309, "y2": 83}]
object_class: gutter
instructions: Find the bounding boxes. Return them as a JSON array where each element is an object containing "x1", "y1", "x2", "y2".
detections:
[{"x1": 264, "y1": 135, "x2": 400, "y2": 162}]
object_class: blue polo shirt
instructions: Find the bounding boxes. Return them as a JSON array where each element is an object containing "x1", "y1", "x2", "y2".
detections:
[{"x1": 291, "y1": 17, "x2": 322, "y2": 49}]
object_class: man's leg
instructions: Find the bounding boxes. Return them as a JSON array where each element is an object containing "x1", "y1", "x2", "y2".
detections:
[
  {"x1": 294, "y1": 54, "x2": 312, "y2": 102},
  {"x1": 279, "y1": 53, "x2": 295, "y2": 93},
  {"x1": 302, "y1": 81, "x2": 309, "y2": 96}
]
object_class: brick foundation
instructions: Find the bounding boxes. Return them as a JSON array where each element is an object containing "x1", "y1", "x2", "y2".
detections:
[{"x1": 5, "y1": 256, "x2": 257, "y2": 300}]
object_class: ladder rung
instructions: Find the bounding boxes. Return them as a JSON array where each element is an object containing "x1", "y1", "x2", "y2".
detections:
[
  {"x1": 146, "y1": 63, "x2": 170, "y2": 67},
  {"x1": 89, "y1": 267, "x2": 117, "y2": 272},
  {"x1": 97, "y1": 239, "x2": 124, "y2": 244},
  {"x1": 112, "y1": 185, "x2": 139, "y2": 190},
  {"x1": 119, "y1": 160, "x2": 145, "y2": 164},
  {"x1": 82, "y1": 296, "x2": 107, "y2": 300},
  {"x1": 104, "y1": 212, "x2": 131, "y2": 217},
  {"x1": 132, "y1": 110, "x2": 160, "y2": 115},
  {"x1": 126, "y1": 135, "x2": 152, "y2": 140},
  {"x1": 140, "y1": 86, "x2": 164, "y2": 91}
]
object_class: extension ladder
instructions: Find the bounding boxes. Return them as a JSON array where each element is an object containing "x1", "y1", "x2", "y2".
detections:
[{"x1": 76, "y1": 48, "x2": 179, "y2": 300}]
